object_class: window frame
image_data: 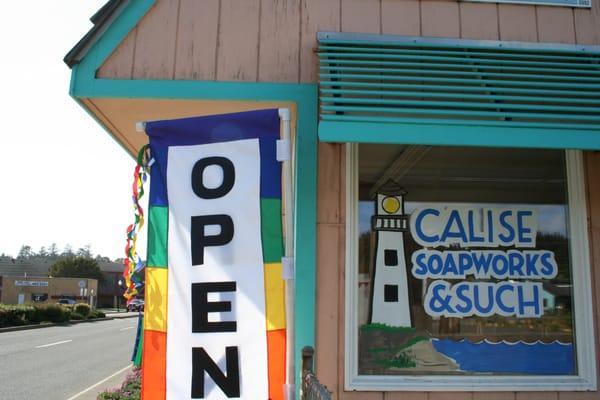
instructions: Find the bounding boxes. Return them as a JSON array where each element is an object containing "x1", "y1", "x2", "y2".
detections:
[
  {"x1": 462, "y1": 0, "x2": 590, "y2": 8},
  {"x1": 344, "y1": 143, "x2": 597, "y2": 391}
]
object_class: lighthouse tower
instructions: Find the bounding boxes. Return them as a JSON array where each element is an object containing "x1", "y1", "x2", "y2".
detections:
[{"x1": 369, "y1": 181, "x2": 412, "y2": 327}]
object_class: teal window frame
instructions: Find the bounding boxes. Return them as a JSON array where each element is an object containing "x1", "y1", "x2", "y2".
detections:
[{"x1": 464, "y1": 0, "x2": 590, "y2": 7}]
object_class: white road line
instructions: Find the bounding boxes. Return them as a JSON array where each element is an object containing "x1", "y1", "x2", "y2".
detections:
[
  {"x1": 35, "y1": 340, "x2": 72, "y2": 348},
  {"x1": 119, "y1": 326, "x2": 135, "y2": 331},
  {"x1": 65, "y1": 364, "x2": 132, "y2": 400}
]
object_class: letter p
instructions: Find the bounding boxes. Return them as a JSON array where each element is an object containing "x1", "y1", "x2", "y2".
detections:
[{"x1": 191, "y1": 215, "x2": 234, "y2": 266}]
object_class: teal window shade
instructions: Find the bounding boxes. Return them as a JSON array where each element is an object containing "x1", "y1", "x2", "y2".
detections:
[{"x1": 318, "y1": 32, "x2": 600, "y2": 150}]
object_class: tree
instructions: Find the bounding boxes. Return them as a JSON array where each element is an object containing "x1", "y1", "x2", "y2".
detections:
[
  {"x1": 38, "y1": 246, "x2": 48, "y2": 258},
  {"x1": 17, "y1": 245, "x2": 33, "y2": 260},
  {"x1": 62, "y1": 244, "x2": 74, "y2": 257},
  {"x1": 48, "y1": 243, "x2": 58, "y2": 257},
  {"x1": 76, "y1": 244, "x2": 93, "y2": 258},
  {"x1": 49, "y1": 256, "x2": 104, "y2": 283}
]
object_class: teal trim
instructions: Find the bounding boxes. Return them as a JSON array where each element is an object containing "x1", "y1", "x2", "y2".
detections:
[
  {"x1": 68, "y1": 0, "x2": 317, "y2": 395},
  {"x1": 70, "y1": 0, "x2": 155, "y2": 96},
  {"x1": 318, "y1": 32, "x2": 600, "y2": 53},
  {"x1": 320, "y1": 120, "x2": 600, "y2": 150}
]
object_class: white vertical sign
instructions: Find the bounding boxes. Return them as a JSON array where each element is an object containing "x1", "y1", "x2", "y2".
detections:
[{"x1": 166, "y1": 139, "x2": 268, "y2": 399}]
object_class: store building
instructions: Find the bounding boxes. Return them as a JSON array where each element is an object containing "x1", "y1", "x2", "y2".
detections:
[
  {"x1": 65, "y1": 0, "x2": 600, "y2": 398},
  {"x1": 0, "y1": 276, "x2": 98, "y2": 305}
]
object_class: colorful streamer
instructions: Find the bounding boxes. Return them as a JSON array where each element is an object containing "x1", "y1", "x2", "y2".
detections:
[{"x1": 123, "y1": 144, "x2": 151, "y2": 302}]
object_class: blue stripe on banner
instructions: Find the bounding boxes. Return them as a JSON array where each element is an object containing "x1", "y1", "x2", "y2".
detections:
[{"x1": 147, "y1": 109, "x2": 281, "y2": 206}]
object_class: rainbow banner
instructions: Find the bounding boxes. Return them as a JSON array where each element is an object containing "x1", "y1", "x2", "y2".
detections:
[{"x1": 141, "y1": 109, "x2": 286, "y2": 400}]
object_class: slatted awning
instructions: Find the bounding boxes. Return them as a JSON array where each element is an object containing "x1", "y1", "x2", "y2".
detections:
[{"x1": 317, "y1": 32, "x2": 600, "y2": 149}]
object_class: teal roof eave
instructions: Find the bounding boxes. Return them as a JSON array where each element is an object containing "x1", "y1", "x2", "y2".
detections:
[
  {"x1": 319, "y1": 120, "x2": 600, "y2": 150},
  {"x1": 68, "y1": 0, "x2": 155, "y2": 95}
]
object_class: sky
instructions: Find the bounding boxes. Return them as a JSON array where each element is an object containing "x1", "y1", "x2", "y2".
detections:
[{"x1": 0, "y1": 1, "x2": 147, "y2": 260}]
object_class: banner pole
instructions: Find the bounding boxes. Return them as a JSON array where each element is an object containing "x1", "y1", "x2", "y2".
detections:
[{"x1": 279, "y1": 108, "x2": 296, "y2": 400}]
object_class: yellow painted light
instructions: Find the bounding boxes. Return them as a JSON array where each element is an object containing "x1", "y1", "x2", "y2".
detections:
[{"x1": 382, "y1": 196, "x2": 400, "y2": 214}]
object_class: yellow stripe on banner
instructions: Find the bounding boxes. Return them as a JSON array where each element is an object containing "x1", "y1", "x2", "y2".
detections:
[
  {"x1": 144, "y1": 267, "x2": 168, "y2": 333},
  {"x1": 264, "y1": 263, "x2": 286, "y2": 331}
]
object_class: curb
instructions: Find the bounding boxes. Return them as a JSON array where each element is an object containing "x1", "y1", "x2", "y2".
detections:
[{"x1": 0, "y1": 314, "x2": 140, "y2": 333}]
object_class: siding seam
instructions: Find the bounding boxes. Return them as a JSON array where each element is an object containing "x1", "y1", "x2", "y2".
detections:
[
  {"x1": 172, "y1": 0, "x2": 182, "y2": 80},
  {"x1": 535, "y1": 6, "x2": 541, "y2": 41},
  {"x1": 297, "y1": 0, "x2": 302, "y2": 84},
  {"x1": 214, "y1": 0, "x2": 222, "y2": 79},
  {"x1": 256, "y1": 0, "x2": 262, "y2": 82},
  {"x1": 129, "y1": 28, "x2": 138, "y2": 79}
]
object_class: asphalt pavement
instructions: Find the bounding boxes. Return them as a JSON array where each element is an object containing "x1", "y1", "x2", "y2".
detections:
[{"x1": 0, "y1": 317, "x2": 139, "y2": 400}]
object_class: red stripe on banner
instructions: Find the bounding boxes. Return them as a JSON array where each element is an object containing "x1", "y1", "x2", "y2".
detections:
[
  {"x1": 141, "y1": 330, "x2": 166, "y2": 400},
  {"x1": 267, "y1": 329, "x2": 286, "y2": 400}
]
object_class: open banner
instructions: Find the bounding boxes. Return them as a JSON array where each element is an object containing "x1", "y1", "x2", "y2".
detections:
[{"x1": 141, "y1": 109, "x2": 286, "y2": 400}]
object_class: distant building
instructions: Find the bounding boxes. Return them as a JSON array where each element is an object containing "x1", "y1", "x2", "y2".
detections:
[
  {"x1": 0, "y1": 259, "x2": 124, "y2": 307},
  {"x1": 0, "y1": 276, "x2": 98, "y2": 305}
]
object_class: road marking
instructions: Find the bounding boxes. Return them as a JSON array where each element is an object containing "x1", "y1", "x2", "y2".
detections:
[
  {"x1": 35, "y1": 340, "x2": 72, "y2": 348},
  {"x1": 119, "y1": 326, "x2": 135, "y2": 331},
  {"x1": 66, "y1": 364, "x2": 132, "y2": 400}
]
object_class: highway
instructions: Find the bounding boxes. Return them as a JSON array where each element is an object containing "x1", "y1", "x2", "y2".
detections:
[{"x1": 0, "y1": 317, "x2": 138, "y2": 400}]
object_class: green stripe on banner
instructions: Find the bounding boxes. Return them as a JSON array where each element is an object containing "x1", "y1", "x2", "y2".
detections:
[
  {"x1": 261, "y1": 198, "x2": 283, "y2": 263},
  {"x1": 147, "y1": 206, "x2": 168, "y2": 268}
]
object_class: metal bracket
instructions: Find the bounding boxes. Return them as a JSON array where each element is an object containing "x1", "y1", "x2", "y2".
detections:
[
  {"x1": 277, "y1": 139, "x2": 291, "y2": 161},
  {"x1": 282, "y1": 257, "x2": 294, "y2": 280}
]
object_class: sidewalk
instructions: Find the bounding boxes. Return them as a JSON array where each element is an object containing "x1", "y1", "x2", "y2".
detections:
[{"x1": 68, "y1": 365, "x2": 134, "y2": 400}]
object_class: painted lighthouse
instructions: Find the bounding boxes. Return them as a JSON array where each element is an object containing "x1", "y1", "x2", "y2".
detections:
[{"x1": 369, "y1": 181, "x2": 412, "y2": 327}]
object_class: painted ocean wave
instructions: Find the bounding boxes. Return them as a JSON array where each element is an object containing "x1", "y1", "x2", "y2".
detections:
[{"x1": 431, "y1": 338, "x2": 575, "y2": 374}]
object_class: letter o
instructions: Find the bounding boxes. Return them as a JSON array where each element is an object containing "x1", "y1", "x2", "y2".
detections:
[{"x1": 191, "y1": 156, "x2": 235, "y2": 199}]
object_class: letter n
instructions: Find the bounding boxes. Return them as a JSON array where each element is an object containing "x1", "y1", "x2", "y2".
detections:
[{"x1": 191, "y1": 346, "x2": 240, "y2": 398}]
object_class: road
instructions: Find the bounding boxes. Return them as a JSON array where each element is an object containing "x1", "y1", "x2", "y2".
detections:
[{"x1": 0, "y1": 317, "x2": 138, "y2": 400}]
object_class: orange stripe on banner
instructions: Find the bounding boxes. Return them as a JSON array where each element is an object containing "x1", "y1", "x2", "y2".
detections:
[
  {"x1": 141, "y1": 330, "x2": 166, "y2": 400},
  {"x1": 267, "y1": 329, "x2": 286, "y2": 400}
]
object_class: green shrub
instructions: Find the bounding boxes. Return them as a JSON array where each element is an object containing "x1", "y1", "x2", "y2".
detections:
[
  {"x1": 88, "y1": 310, "x2": 106, "y2": 319},
  {"x1": 37, "y1": 304, "x2": 70, "y2": 323},
  {"x1": 71, "y1": 312, "x2": 85, "y2": 321},
  {"x1": 73, "y1": 303, "x2": 91, "y2": 317},
  {"x1": 0, "y1": 303, "x2": 80, "y2": 326},
  {"x1": 0, "y1": 304, "x2": 36, "y2": 327}
]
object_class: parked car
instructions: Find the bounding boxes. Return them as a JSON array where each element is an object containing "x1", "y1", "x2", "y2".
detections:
[
  {"x1": 57, "y1": 298, "x2": 76, "y2": 305},
  {"x1": 127, "y1": 299, "x2": 144, "y2": 312}
]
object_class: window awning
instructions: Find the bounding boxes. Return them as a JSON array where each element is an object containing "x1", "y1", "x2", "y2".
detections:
[{"x1": 317, "y1": 32, "x2": 600, "y2": 150}]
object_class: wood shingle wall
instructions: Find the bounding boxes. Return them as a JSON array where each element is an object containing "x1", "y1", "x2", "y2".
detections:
[{"x1": 98, "y1": 0, "x2": 600, "y2": 83}]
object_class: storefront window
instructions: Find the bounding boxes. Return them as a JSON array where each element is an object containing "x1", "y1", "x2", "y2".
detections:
[{"x1": 346, "y1": 144, "x2": 596, "y2": 390}]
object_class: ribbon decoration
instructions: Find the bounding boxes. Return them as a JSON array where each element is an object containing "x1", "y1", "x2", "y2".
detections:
[{"x1": 123, "y1": 145, "x2": 151, "y2": 302}]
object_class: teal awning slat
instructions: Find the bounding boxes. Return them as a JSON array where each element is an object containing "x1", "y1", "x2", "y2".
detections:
[
  {"x1": 318, "y1": 45, "x2": 600, "y2": 62},
  {"x1": 320, "y1": 96, "x2": 600, "y2": 113},
  {"x1": 317, "y1": 33, "x2": 600, "y2": 149},
  {"x1": 319, "y1": 80, "x2": 600, "y2": 97},
  {"x1": 320, "y1": 88, "x2": 600, "y2": 105},
  {"x1": 319, "y1": 59, "x2": 600, "y2": 76},
  {"x1": 319, "y1": 73, "x2": 600, "y2": 90},
  {"x1": 321, "y1": 105, "x2": 600, "y2": 122},
  {"x1": 318, "y1": 52, "x2": 598, "y2": 70},
  {"x1": 319, "y1": 66, "x2": 600, "y2": 82}
]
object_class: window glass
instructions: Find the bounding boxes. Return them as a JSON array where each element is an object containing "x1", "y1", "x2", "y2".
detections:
[{"x1": 357, "y1": 144, "x2": 576, "y2": 376}]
